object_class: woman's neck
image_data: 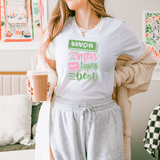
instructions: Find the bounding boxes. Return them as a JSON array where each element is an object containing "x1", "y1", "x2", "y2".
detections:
[{"x1": 74, "y1": 9, "x2": 100, "y2": 30}]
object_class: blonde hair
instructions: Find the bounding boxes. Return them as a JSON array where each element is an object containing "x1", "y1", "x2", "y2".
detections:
[{"x1": 34, "y1": 0, "x2": 114, "y2": 66}]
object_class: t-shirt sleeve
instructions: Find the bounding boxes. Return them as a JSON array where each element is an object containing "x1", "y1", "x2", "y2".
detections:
[
  {"x1": 120, "y1": 20, "x2": 144, "y2": 61},
  {"x1": 46, "y1": 41, "x2": 56, "y2": 60}
]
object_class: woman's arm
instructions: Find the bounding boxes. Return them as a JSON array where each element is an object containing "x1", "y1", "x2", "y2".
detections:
[
  {"x1": 46, "y1": 57, "x2": 58, "y2": 78},
  {"x1": 120, "y1": 20, "x2": 143, "y2": 61},
  {"x1": 46, "y1": 57, "x2": 56, "y2": 71}
]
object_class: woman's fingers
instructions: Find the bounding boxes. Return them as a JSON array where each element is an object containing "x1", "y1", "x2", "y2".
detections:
[
  {"x1": 26, "y1": 86, "x2": 33, "y2": 93},
  {"x1": 26, "y1": 79, "x2": 33, "y2": 89},
  {"x1": 26, "y1": 79, "x2": 33, "y2": 100},
  {"x1": 29, "y1": 95, "x2": 33, "y2": 100},
  {"x1": 47, "y1": 82, "x2": 50, "y2": 92},
  {"x1": 26, "y1": 87, "x2": 33, "y2": 97},
  {"x1": 26, "y1": 79, "x2": 51, "y2": 101},
  {"x1": 26, "y1": 88, "x2": 33, "y2": 100},
  {"x1": 26, "y1": 79, "x2": 30, "y2": 86},
  {"x1": 26, "y1": 79, "x2": 33, "y2": 91}
]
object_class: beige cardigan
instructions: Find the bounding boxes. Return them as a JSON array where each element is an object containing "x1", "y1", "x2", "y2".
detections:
[
  {"x1": 35, "y1": 41, "x2": 157, "y2": 160},
  {"x1": 114, "y1": 41, "x2": 157, "y2": 160}
]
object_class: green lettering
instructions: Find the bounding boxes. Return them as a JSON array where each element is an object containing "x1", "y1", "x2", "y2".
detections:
[
  {"x1": 87, "y1": 74, "x2": 92, "y2": 81},
  {"x1": 71, "y1": 41, "x2": 76, "y2": 46},
  {"x1": 68, "y1": 40, "x2": 98, "y2": 52},
  {"x1": 84, "y1": 42, "x2": 88, "y2": 48},
  {"x1": 78, "y1": 42, "x2": 83, "y2": 47},
  {"x1": 83, "y1": 73, "x2": 87, "y2": 79},
  {"x1": 69, "y1": 71, "x2": 98, "y2": 81},
  {"x1": 92, "y1": 72, "x2": 98, "y2": 81},
  {"x1": 77, "y1": 71, "x2": 83, "y2": 81},
  {"x1": 89, "y1": 43, "x2": 93, "y2": 48}
]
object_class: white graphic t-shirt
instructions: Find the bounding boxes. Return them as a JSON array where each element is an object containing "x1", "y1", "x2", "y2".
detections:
[{"x1": 46, "y1": 16, "x2": 143, "y2": 101}]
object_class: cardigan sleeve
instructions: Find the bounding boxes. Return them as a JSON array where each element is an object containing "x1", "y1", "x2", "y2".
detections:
[
  {"x1": 114, "y1": 62, "x2": 155, "y2": 87},
  {"x1": 114, "y1": 42, "x2": 158, "y2": 87},
  {"x1": 120, "y1": 21, "x2": 143, "y2": 61}
]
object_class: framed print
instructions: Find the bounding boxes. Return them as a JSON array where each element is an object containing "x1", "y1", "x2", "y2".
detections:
[
  {"x1": 142, "y1": 10, "x2": 160, "y2": 80},
  {"x1": 0, "y1": 0, "x2": 47, "y2": 50}
]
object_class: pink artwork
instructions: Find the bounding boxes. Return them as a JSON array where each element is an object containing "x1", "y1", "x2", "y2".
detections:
[
  {"x1": 0, "y1": 0, "x2": 47, "y2": 48},
  {"x1": 143, "y1": 10, "x2": 160, "y2": 80}
]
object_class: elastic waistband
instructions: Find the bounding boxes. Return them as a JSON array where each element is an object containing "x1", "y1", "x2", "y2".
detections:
[
  {"x1": 51, "y1": 94, "x2": 117, "y2": 136},
  {"x1": 52, "y1": 94, "x2": 115, "y2": 110}
]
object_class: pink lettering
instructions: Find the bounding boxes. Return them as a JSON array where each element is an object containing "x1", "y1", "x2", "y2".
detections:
[
  {"x1": 69, "y1": 52, "x2": 99, "y2": 62},
  {"x1": 83, "y1": 53, "x2": 87, "y2": 62},
  {"x1": 77, "y1": 53, "x2": 83, "y2": 61},
  {"x1": 68, "y1": 62, "x2": 79, "y2": 70},
  {"x1": 69, "y1": 52, "x2": 77, "y2": 60},
  {"x1": 90, "y1": 53, "x2": 93, "y2": 61},
  {"x1": 94, "y1": 53, "x2": 99, "y2": 61},
  {"x1": 87, "y1": 52, "x2": 90, "y2": 59}
]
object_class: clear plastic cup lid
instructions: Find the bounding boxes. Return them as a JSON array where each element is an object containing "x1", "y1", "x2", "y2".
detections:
[{"x1": 26, "y1": 70, "x2": 49, "y2": 76}]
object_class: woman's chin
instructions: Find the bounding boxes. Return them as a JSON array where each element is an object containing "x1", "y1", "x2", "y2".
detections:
[
  {"x1": 66, "y1": 2, "x2": 79, "y2": 11},
  {"x1": 67, "y1": 5, "x2": 77, "y2": 11}
]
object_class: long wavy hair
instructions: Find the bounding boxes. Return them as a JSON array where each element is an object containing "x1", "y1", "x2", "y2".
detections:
[{"x1": 34, "y1": 0, "x2": 114, "y2": 67}]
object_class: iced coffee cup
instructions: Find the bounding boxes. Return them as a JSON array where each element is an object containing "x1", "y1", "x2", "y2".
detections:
[{"x1": 26, "y1": 70, "x2": 49, "y2": 102}]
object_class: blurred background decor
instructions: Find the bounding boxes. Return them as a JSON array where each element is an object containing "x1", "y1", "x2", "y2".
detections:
[{"x1": 0, "y1": 0, "x2": 47, "y2": 50}]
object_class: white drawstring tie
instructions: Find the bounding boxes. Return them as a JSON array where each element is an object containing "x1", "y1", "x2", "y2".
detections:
[{"x1": 80, "y1": 106, "x2": 98, "y2": 135}]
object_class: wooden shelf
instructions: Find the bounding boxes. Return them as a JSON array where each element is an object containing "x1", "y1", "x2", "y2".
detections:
[{"x1": 0, "y1": 72, "x2": 27, "y2": 75}]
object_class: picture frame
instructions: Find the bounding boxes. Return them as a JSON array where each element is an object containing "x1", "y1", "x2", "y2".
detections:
[
  {"x1": 142, "y1": 10, "x2": 160, "y2": 80},
  {"x1": 0, "y1": 0, "x2": 48, "y2": 50}
]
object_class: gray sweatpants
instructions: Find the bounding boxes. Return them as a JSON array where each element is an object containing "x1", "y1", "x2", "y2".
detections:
[{"x1": 50, "y1": 94, "x2": 125, "y2": 160}]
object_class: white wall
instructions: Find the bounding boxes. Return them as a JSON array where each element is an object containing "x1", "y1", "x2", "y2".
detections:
[{"x1": 1, "y1": 0, "x2": 160, "y2": 159}]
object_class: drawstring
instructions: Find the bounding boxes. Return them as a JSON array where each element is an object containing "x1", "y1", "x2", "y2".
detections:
[{"x1": 80, "y1": 106, "x2": 98, "y2": 135}]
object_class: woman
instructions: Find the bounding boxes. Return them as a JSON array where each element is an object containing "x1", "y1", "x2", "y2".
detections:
[{"x1": 27, "y1": 0, "x2": 144, "y2": 159}]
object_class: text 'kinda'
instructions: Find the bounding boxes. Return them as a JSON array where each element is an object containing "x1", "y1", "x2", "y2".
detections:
[{"x1": 68, "y1": 40, "x2": 98, "y2": 52}]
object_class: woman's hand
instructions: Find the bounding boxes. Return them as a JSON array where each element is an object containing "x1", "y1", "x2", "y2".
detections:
[
  {"x1": 26, "y1": 79, "x2": 51, "y2": 101},
  {"x1": 112, "y1": 86, "x2": 117, "y2": 102}
]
